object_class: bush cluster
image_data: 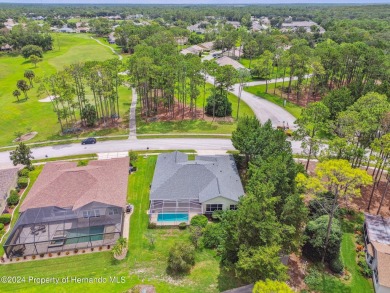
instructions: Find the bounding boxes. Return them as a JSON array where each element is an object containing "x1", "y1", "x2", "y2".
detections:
[
  {"x1": 17, "y1": 177, "x2": 28, "y2": 189},
  {"x1": 190, "y1": 215, "x2": 208, "y2": 228},
  {"x1": 0, "y1": 214, "x2": 11, "y2": 225}
]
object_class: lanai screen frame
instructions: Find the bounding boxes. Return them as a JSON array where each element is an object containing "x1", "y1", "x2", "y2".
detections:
[
  {"x1": 4, "y1": 204, "x2": 123, "y2": 258},
  {"x1": 149, "y1": 199, "x2": 202, "y2": 215}
]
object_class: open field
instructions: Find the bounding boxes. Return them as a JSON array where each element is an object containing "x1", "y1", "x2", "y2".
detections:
[
  {"x1": 245, "y1": 82, "x2": 302, "y2": 118},
  {"x1": 137, "y1": 83, "x2": 255, "y2": 135},
  {"x1": 0, "y1": 156, "x2": 242, "y2": 293},
  {"x1": 0, "y1": 33, "x2": 130, "y2": 147}
]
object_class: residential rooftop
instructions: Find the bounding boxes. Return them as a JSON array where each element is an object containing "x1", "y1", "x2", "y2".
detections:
[
  {"x1": 150, "y1": 151, "x2": 244, "y2": 203},
  {"x1": 20, "y1": 157, "x2": 129, "y2": 212}
]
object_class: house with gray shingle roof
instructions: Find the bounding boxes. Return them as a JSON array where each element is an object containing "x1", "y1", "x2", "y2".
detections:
[
  {"x1": 0, "y1": 167, "x2": 20, "y2": 214},
  {"x1": 149, "y1": 151, "x2": 244, "y2": 225}
]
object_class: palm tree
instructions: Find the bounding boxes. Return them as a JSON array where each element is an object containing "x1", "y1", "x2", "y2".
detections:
[
  {"x1": 16, "y1": 80, "x2": 30, "y2": 100},
  {"x1": 13, "y1": 89, "x2": 21, "y2": 101},
  {"x1": 112, "y1": 237, "x2": 128, "y2": 258},
  {"x1": 24, "y1": 70, "x2": 35, "y2": 88}
]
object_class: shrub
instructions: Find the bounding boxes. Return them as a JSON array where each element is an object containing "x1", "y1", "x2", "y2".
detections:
[
  {"x1": 17, "y1": 177, "x2": 28, "y2": 189},
  {"x1": 57, "y1": 252, "x2": 61, "y2": 256},
  {"x1": 211, "y1": 210, "x2": 223, "y2": 221},
  {"x1": 18, "y1": 168, "x2": 29, "y2": 178},
  {"x1": 202, "y1": 223, "x2": 223, "y2": 249},
  {"x1": 302, "y1": 215, "x2": 342, "y2": 262},
  {"x1": 32, "y1": 255, "x2": 36, "y2": 259},
  {"x1": 205, "y1": 92, "x2": 232, "y2": 117},
  {"x1": 0, "y1": 214, "x2": 11, "y2": 224},
  {"x1": 148, "y1": 222, "x2": 157, "y2": 229},
  {"x1": 166, "y1": 242, "x2": 195, "y2": 275},
  {"x1": 190, "y1": 215, "x2": 208, "y2": 228},
  {"x1": 0, "y1": 223, "x2": 4, "y2": 230},
  {"x1": 21, "y1": 45, "x2": 43, "y2": 59},
  {"x1": 48, "y1": 253, "x2": 52, "y2": 257},
  {"x1": 10, "y1": 189, "x2": 19, "y2": 197},
  {"x1": 91, "y1": 247, "x2": 94, "y2": 252},
  {"x1": 307, "y1": 192, "x2": 341, "y2": 221},
  {"x1": 178, "y1": 222, "x2": 187, "y2": 230},
  {"x1": 39, "y1": 253, "x2": 44, "y2": 258},
  {"x1": 329, "y1": 256, "x2": 344, "y2": 274},
  {"x1": 74, "y1": 249, "x2": 78, "y2": 253},
  {"x1": 189, "y1": 226, "x2": 203, "y2": 249},
  {"x1": 66, "y1": 251, "x2": 70, "y2": 255},
  {"x1": 7, "y1": 194, "x2": 19, "y2": 206}
]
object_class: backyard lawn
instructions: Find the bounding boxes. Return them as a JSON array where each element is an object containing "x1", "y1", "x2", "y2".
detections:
[
  {"x1": 245, "y1": 82, "x2": 302, "y2": 118},
  {"x1": 137, "y1": 83, "x2": 255, "y2": 136},
  {"x1": 0, "y1": 33, "x2": 130, "y2": 147},
  {"x1": 0, "y1": 156, "x2": 241, "y2": 292},
  {"x1": 305, "y1": 211, "x2": 373, "y2": 293}
]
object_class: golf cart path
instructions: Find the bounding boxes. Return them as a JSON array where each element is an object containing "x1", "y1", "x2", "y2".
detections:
[{"x1": 90, "y1": 37, "x2": 123, "y2": 61}]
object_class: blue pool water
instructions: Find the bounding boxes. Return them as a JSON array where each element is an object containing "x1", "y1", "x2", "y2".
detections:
[{"x1": 157, "y1": 213, "x2": 189, "y2": 222}]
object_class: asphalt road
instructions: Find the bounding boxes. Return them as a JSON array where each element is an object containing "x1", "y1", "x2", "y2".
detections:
[
  {"x1": 206, "y1": 76, "x2": 297, "y2": 129},
  {"x1": 0, "y1": 138, "x2": 303, "y2": 168}
]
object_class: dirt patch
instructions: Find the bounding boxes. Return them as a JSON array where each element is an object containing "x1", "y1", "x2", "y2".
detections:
[
  {"x1": 12, "y1": 132, "x2": 38, "y2": 142},
  {"x1": 287, "y1": 253, "x2": 309, "y2": 291},
  {"x1": 141, "y1": 99, "x2": 234, "y2": 123}
]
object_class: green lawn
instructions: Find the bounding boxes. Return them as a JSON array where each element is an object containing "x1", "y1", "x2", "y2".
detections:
[
  {"x1": 0, "y1": 33, "x2": 130, "y2": 147},
  {"x1": 238, "y1": 58, "x2": 291, "y2": 80},
  {"x1": 137, "y1": 83, "x2": 255, "y2": 135},
  {"x1": 305, "y1": 211, "x2": 373, "y2": 293},
  {"x1": 0, "y1": 156, "x2": 241, "y2": 292},
  {"x1": 245, "y1": 82, "x2": 302, "y2": 118}
]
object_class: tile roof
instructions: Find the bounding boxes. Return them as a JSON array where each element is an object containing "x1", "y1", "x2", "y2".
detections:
[
  {"x1": 365, "y1": 214, "x2": 390, "y2": 288},
  {"x1": 150, "y1": 151, "x2": 244, "y2": 203},
  {"x1": 20, "y1": 157, "x2": 129, "y2": 212},
  {"x1": 372, "y1": 241, "x2": 390, "y2": 288}
]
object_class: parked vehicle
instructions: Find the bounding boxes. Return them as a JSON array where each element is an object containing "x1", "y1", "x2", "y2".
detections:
[{"x1": 81, "y1": 137, "x2": 96, "y2": 145}]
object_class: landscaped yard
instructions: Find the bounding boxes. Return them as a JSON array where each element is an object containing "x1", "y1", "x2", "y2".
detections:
[
  {"x1": 245, "y1": 82, "x2": 302, "y2": 118},
  {"x1": 0, "y1": 33, "x2": 130, "y2": 147},
  {"x1": 137, "y1": 83, "x2": 255, "y2": 136},
  {"x1": 0, "y1": 156, "x2": 241, "y2": 292},
  {"x1": 305, "y1": 211, "x2": 374, "y2": 293}
]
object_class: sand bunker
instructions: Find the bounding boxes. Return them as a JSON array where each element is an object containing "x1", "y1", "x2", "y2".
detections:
[{"x1": 39, "y1": 95, "x2": 57, "y2": 103}]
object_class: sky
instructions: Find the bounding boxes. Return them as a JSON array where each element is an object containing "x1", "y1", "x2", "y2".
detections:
[{"x1": 0, "y1": 0, "x2": 389, "y2": 4}]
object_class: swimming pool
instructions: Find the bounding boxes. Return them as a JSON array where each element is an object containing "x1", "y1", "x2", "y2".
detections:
[
  {"x1": 65, "y1": 226, "x2": 104, "y2": 244},
  {"x1": 157, "y1": 213, "x2": 189, "y2": 222}
]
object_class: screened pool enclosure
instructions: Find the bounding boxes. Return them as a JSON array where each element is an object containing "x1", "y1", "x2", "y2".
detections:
[{"x1": 4, "y1": 203, "x2": 123, "y2": 258}]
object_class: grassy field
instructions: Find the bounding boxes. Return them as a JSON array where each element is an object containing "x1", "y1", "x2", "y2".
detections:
[
  {"x1": 0, "y1": 33, "x2": 130, "y2": 147},
  {"x1": 137, "y1": 84, "x2": 255, "y2": 135},
  {"x1": 245, "y1": 82, "x2": 302, "y2": 118},
  {"x1": 0, "y1": 156, "x2": 241, "y2": 292}
]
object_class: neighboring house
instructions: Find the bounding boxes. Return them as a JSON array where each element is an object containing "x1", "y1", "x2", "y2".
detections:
[
  {"x1": 108, "y1": 32, "x2": 116, "y2": 44},
  {"x1": 180, "y1": 44, "x2": 204, "y2": 55},
  {"x1": 0, "y1": 167, "x2": 19, "y2": 214},
  {"x1": 0, "y1": 44, "x2": 13, "y2": 51},
  {"x1": 198, "y1": 41, "x2": 214, "y2": 51},
  {"x1": 281, "y1": 20, "x2": 325, "y2": 34},
  {"x1": 4, "y1": 158, "x2": 129, "y2": 258},
  {"x1": 58, "y1": 26, "x2": 76, "y2": 33},
  {"x1": 226, "y1": 21, "x2": 241, "y2": 29},
  {"x1": 216, "y1": 56, "x2": 247, "y2": 70},
  {"x1": 364, "y1": 214, "x2": 390, "y2": 293},
  {"x1": 149, "y1": 151, "x2": 244, "y2": 225}
]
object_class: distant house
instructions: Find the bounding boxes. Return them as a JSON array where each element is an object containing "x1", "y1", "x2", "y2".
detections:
[
  {"x1": 216, "y1": 56, "x2": 247, "y2": 70},
  {"x1": 0, "y1": 44, "x2": 13, "y2": 51},
  {"x1": 4, "y1": 158, "x2": 129, "y2": 258},
  {"x1": 364, "y1": 214, "x2": 390, "y2": 293},
  {"x1": 149, "y1": 152, "x2": 244, "y2": 225},
  {"x1": 0, "y1": 167, "x2": 19, "y2": 214},
  {"x1": 226, "y1": 21, "x2": 241, "y2": 29},
  {"x1": 198, "y1": 41, "x2": 214, "y2": 52},
  {"x1": 108, "y1": 33, "x2": 116, "y2": 44},
  {"x1": 281, "y1": 20, "x2": 325, "y2": 34},
  {"x1": 58, "y1": 26, "x2": 76, "y2": 33}
]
